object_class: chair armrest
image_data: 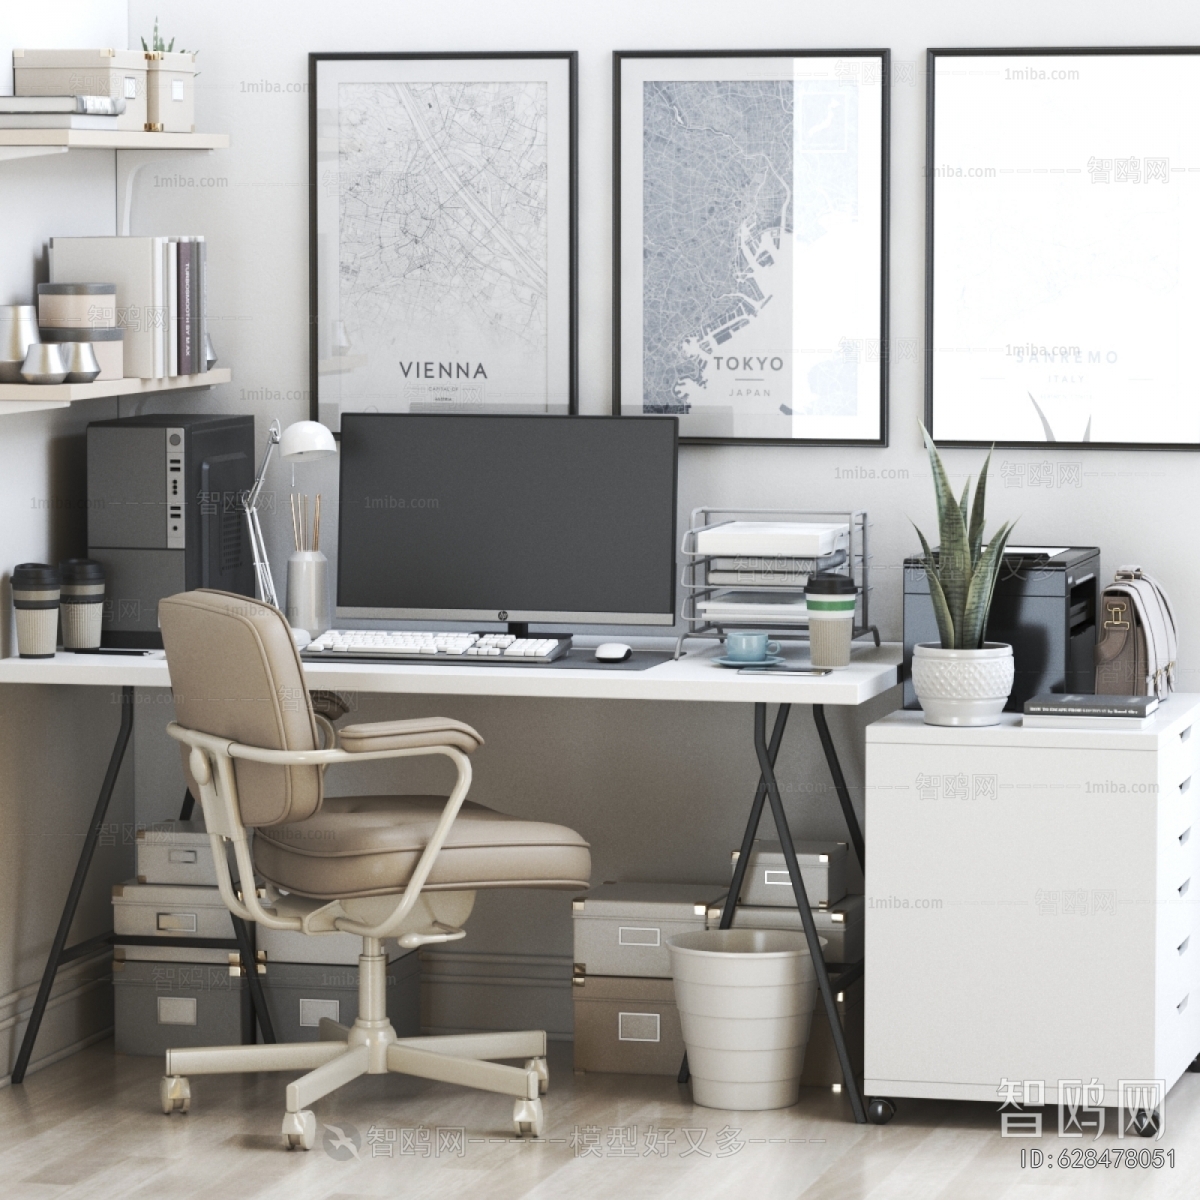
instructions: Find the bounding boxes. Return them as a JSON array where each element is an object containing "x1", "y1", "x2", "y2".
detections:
[{"x1": 338, "y1": 717, "x2": 484, "y2": 756}]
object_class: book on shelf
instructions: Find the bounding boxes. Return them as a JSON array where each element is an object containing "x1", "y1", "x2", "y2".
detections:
[
  {"x1": 0, "y1": 94, "x2": 127, "y2": 115},
  {"x1": 50, "y1": 235, "x2": 209, "y2": 381},
  {"x1": 0, "y1": 113, "x2": 122, "y2": 129}
]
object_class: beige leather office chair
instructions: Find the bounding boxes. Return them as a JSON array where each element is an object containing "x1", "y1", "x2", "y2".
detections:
[{"x1": 157, "y1": 589, "x2": 591, "y2": 1148}]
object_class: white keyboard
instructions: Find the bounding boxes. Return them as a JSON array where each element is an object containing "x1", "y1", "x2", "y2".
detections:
[{"x1": 303, "y1": 630, "x2": 572, "y2": 664}]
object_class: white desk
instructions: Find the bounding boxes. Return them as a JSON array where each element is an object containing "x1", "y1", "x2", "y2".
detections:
[{"x1": 2, "y1": 639, "x2": 901, "y2": 1121}]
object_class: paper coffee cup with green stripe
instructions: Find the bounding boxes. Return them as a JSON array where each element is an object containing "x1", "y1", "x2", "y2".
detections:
[{"x1": 805, "y1": 572, "x2": 857, "y2": 668}]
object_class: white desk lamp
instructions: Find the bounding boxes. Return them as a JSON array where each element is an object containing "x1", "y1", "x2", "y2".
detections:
[{"x1": 242, "y1": 419, "x2": 337, "y2": 610}]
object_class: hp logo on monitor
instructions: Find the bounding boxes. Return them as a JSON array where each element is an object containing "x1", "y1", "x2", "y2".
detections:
[{"x1": 497, "y1": 611, "x2": 508, "y2": 620}]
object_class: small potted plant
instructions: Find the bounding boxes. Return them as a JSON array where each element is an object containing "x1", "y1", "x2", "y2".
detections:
[{"x1": 910, "y1": 426, "x2": 1016, "y2": 726}]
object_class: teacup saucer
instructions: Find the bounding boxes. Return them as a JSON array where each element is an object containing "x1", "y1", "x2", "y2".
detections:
[{"x1": 714, "y1": 654, "x2": 787, "y2": 669}]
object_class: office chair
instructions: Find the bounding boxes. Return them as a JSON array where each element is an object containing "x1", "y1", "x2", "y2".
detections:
[{"x1": 157, "y1": 589, "x2": 591, "y2": 1148}]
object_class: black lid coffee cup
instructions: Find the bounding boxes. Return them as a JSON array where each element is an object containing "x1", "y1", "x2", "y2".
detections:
[
  {"x1": 12, "y1": 562, "x2": 61, "y2": 607},
  {"x1": 60, "y1": 558, "x2": 105, "y2": 600}
]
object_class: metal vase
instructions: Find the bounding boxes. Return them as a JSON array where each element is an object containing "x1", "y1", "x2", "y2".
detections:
[
  {"x1": 0, "y1": 305, "x2": 39, "y2": 382},
  {"x1": 62, "y1": 341, "x2": 101, "y2": 383},
  {"x1": 20, "y1": 343, "x2": 69, "y2": 385}
]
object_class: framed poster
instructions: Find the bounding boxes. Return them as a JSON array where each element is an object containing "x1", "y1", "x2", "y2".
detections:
[
  {"x1": 614, "y1": 50, "x2": 889, "y2": 444},
  {"x1": 927, "y1": 48, "x2": 1200, "y2": 448},
  {"x1": 310, "y1": 52, "x2": 577, "y2": 430}
]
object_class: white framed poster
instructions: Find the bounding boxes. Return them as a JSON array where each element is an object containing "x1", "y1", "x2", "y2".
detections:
[
  {"x1": 614, "y1": 51, "x2": 889, "y2": 444},
  {"x1": 310, "y1": 53, "x2": 577, "y2": 430},
  {"x1": 927, "y1": 48, "x2": 1200, "y2": 448}
]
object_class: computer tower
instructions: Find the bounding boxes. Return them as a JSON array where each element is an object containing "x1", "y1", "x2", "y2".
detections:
[
  {"x1": 903, "y1": 547, "x2": 1100, "y2": 712},
  {"x1": 87, "y1": 414, "x2": 255, "y2": 647}
]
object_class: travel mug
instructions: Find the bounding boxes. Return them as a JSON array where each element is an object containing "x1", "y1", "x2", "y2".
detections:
[
  {"x1": 12, "y1": 563, "x2": 61, "y2": 657},
  {"x1": 60, "y1": 558, "x2": 106, "y2": 649},
  {"x1": 805, "y1": 572, "x2": 858, "y2": 669},
  {"x1": 286, "y1": 551, "x2": 331, "y2": 636}
]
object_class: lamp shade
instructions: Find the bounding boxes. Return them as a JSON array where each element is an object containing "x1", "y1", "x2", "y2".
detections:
[{"x1": 280, "y1": 420, "x2": 337, "y2": 461}]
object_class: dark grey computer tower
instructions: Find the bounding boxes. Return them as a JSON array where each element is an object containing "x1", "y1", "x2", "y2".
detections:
[
  {"x1": 903, "y1": 547, "x2": 1100, "y2": 712},
  {"x1": 87, "y1": 414, "x2": 255, "y2": 647}
]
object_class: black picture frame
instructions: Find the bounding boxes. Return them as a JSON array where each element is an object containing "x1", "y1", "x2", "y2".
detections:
[
  {"x1": 613, "y1": 49, "x2": 890, "y2": 446},
  {"x1": 926, "y1": 46, "x2": 1200, "y2": 450},
  {"x1": 308, "y1": 51, "x2": 578, "y2": 429}
]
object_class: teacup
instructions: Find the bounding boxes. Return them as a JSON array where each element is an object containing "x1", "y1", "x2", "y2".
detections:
[{"x1": 725, "y1": 631, "x2": 781, "y2": 662}]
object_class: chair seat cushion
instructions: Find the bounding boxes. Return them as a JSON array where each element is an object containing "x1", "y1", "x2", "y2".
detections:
[{"x1": 253, "y1": 794, "x2": 591, "y2": 899}]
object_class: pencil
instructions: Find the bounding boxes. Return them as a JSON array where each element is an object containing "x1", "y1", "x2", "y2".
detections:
[{"x1": 314, "y1": 494, "x2": 321, "y2": 553}]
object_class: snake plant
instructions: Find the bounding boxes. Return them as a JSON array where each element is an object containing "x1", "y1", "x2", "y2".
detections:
[{"x1": 912, "y1": 425, "x2": 1015, "y2": 651}]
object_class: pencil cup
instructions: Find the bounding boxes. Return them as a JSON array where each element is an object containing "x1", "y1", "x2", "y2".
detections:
[
  {"x1": 12, "y1": 562, "x2": 61, "y2": 658},
  {"x1": 286, "y1": 551, "x2": 330, "y2": 637},
  {"x1": 60, "y1": 558, "x2": 105, "y2": 649}
]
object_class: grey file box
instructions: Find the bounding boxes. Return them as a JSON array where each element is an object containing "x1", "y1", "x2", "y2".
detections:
[
  {"x1": 257, "y1": 926, "x2": 412, "y2": 967},
  {"x1": 734, "y1": 839, "x2": 849, "y2": 908},
  {"x1": 706, "y1": 894, "x2": 865, "y2": 964},
  {"x1": 136, "y1": 820, "x2": 218, "y2": 886},
  {"x1": 572, "y1": 882, "x2": 722, "y2": 979},
  {"x1": 113, "y1": 880, "x2": 235, "y2": 940},
  {"x1": 259, "y1": 953, "x2": 420, "y2": 1043},
  {"x1": 572, "y1": 974, "x2": 686, "y2": 1076},
  {"x1": 114, "y1": 958, "x2": 248, "y2": 1055}
]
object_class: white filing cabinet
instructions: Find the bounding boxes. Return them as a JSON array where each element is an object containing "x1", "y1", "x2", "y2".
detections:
[{"x1": 864, "y1": 698, "x2": 1200, "y2": 1106}]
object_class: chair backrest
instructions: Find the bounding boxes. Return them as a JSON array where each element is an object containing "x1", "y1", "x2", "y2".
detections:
[{"x1": 159, "y1": 589, "x2": 322, "y2": 827}]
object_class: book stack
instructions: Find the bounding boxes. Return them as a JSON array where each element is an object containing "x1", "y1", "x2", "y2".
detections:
[
  {"x1": 0, "y1": 93, "x2": 126, "y2": 129},
  {"x1": 1022, "y1": 693, "x2": 1160, "y2": 729},
  {"x1": 50, "y1": 236, "x2": 209, "y2": 380}
]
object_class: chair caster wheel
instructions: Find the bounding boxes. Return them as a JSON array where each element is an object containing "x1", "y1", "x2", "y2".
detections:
[
  {"x1": 525, "y1": 1056, "x2": 549, "y2": 1095},
  {"x1": 1132, "y1": 1108, "x2": 1161, "y2": 1138},
  {"x1": 866, "y1": 1097, "x2": 896, "y2": 1125},
  {"x1": 282, "y1": 1109, "x2": 317, "y2": 1150},
  {"x1": 513, "y1": 1097, "x2": 544, "y2": 1138},
  {"x1": 161, "y1": 1075, "x2": 190, "y2": 1115}
]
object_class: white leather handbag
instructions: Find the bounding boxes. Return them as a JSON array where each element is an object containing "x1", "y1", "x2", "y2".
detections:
[{"x1": 1094, "y1": 566, "x2": 1178, "y2": 699}]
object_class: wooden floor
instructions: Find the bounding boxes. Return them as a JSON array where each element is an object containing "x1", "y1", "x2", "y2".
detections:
[{"x1": 1, "y1": 1041, "x2": 1198, "y2": 1199}]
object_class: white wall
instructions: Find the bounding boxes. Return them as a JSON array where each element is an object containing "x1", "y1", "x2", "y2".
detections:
[
  {"x1": 0, "y1": 1, "x2": 133, "y2": 1081},
  {"x1": 115, "y1": 0, "x2": 1200, "y2": 1035}
]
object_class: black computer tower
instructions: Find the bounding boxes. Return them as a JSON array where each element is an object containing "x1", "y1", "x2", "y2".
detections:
[
  {"x1": 903, "y1": 546, "x2": 1100, "y2": 712},
  {"x1": 87, "y1": 414, "x2": 255, "y2": 647}
]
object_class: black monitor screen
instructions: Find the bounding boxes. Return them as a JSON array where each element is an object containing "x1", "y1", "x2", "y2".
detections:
[{"x1": 337, "y1": 414, "x2": 678, "y2": 624}]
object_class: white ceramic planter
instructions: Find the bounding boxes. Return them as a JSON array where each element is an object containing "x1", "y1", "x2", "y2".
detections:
[{"x1": 911, "y1": 642, "x2": 1014, "y2": 727}]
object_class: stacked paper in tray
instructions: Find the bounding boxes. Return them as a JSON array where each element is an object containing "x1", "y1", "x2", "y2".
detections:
[
  {"x1": 50, "y1": 235, "x2": 208, "y2": 379},
  {"x1": 695, "y1": 522, "x2": 851, "y2": 624}
]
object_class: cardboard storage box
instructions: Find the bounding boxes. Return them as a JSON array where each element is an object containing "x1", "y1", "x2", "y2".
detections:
[
  {"x1": 114, "y1": 957, "x2": 249, "y2": 1055},
  {"x1": 257, "y1": 925, "x2": 417, "y2": 967},
  {"x1": 572, "y1": 974, "x2": 685, "y2": 1075},
  {"x1": 145, "y1": 50, "x2": 196, "y2": 132},
  {"x1": 706, "y1": 894, "x2": 865, "y2": 964},
  {"x1": 734, "y1": 839, "x2": 849, "y2": 908},
  {"x1": 259, "y1": 953, "x2": 420, "y2": 1043},
  {"x1": 801, "y1": 977, "x2": 863, "y2": 1087},
  {"x1": 113, "y1": 880, "x2": 234, "y2": 940},
  {"x1": 136, "y1": 821, "x2": 218, "y2": 887},
  {"x1": 572, "y1": 882, "x2": 721, "y2": 979},
  {"x1": 14, "y1": 49, "x2": 147, "y2": 131}
]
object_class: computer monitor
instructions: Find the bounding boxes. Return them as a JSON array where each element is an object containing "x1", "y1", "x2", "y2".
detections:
[{"x1": 336, "y1": 414, "x2": 678, "y2": 627}]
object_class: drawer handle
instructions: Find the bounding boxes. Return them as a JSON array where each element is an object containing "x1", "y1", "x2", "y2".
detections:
[
  {"x1": 1182, "y1": 726, "x2": 1193, "y2": 743},
  {"x1": 1181, "y1": 827, "x2": 1192, "y2": 847},
  {"x1": 1179, "y1": 879, "x2": 1191, "y2": 898},
  {"x1": 618, "y1": 926, "x2": 661, "y2": 947},
  {"x1": 1179, "y1": 936, "x2": 1190, "y2": 956},
  {"x1": 1181, "y1": 777, "x2": 1192, "y2": 795},
  {"x1": 156, "y1": 911, "x2": 198, "y2": 933},
  {"x1": 168, "y1": 849, "x2": 199, "y2": 864},
  {"x1": 1178, "y1": 994, "x2": 1189, "y2": 1014}
]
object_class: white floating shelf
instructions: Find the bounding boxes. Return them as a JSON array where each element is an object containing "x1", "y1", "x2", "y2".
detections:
[
  {"x1": 0, "y1": 131, "x2": 229, "y2": 157},
  {"x1": 0, "y1": 369, "x2": 231, "y2": 414}
]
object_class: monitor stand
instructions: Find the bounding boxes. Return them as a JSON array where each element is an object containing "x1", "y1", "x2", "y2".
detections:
[{"x1": 506, "y1": 621, "x2": 531, "y2": 639}]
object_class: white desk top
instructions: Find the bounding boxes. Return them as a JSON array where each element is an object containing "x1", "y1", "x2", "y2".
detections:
[{"x1": 0, "y1": 641, "x2": 901, "y2": 707}]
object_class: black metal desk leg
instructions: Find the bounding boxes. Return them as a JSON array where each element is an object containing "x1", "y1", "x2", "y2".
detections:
[
  {"x1": 812, "y1": 704, "x2": 865, "y2": 871},
  {"x1": 12, "y1": 686, "x2": 134, "y2": 1085},
  {"x1": 755, "y1": 705, "x2": 868, "y2": 1124},
  {"x1": 679, "y1": 702, "x2": 791, "y2": 1085},
  {"x1": 231, "y1": 916, "x2": 276, "y2": 1044}
]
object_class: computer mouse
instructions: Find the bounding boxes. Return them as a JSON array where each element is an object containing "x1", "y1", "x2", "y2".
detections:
[{"x1": 595, "y1": 642, "x2": 633, "y2": 662}]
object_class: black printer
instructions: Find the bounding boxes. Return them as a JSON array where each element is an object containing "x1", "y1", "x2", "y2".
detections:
[{"x1": 902, "y1": 546, "x2": 1100, "y2": 711}]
